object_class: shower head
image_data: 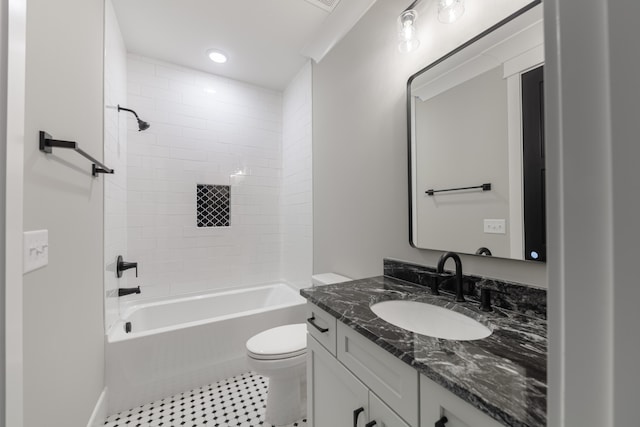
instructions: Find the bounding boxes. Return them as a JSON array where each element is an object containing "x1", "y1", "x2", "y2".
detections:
[
  {"x1": 117, "y1": 105, "x2": 151, "y2": 132},
  {"x1": 137, "y1": 119, "x2": 150, "y2": 131}
]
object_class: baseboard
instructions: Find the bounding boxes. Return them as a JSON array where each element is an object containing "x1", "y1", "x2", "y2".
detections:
[{"x1": 87, "y1": 387, "x2": 108, "y2": 427}]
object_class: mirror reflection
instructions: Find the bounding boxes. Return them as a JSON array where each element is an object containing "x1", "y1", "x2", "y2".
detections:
[{"x1": 408, "y1": 3, "x2": 545, "y2": 262}]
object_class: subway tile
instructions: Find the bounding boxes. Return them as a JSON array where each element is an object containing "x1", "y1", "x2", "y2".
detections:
[{"x1": 121, "y1": 54, "x2": 311, "y2": 302}]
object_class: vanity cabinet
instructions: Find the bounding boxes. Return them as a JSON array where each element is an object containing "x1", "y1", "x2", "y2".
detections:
[
  {"x1": 306, "y1": 303, "x2": 509, "y2": 427},
  {"x1": 308, "y1": 334, "x2": 410, "y2": 427}
]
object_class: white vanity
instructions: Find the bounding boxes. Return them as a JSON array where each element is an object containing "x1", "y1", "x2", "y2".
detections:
[{"x1": 307, "y1": 303, "x2": 508, "y2": 427}]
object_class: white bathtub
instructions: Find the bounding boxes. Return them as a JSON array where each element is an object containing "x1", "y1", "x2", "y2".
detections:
[{"x1": 106, "y1": 283, "x2": 307, "y2": 414}]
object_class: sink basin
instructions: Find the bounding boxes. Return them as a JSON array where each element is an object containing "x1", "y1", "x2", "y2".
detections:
[{"x1": 370, "y1": 300, "x2": 492, "y2": 341}]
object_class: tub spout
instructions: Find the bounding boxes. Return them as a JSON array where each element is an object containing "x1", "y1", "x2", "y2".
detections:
[{"x1": 118, "y1": 286, "x2": 141, "y2": 297}]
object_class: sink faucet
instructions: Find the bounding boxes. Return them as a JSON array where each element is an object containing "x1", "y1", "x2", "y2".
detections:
[{"x1": 436, "y1": 252, "x2": 465, "y2": 302}]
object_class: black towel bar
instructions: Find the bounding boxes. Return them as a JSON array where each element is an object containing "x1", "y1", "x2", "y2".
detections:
[
  {"x1": 425, "y1": 183, "x2": 491, "y2": 196},
  {"x1": 39, "y1": 130, "x2": 114, "y2": 177}
]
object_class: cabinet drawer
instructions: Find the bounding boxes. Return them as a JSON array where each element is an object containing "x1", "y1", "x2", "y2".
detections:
[
  {"x1": 420, "y1": 374, "x2": 505, "y2": 427},
  {"x1": 337, "y1": 322, "x2": 419, "y2": 427},
  {"x1": 306, "y1": 303, "x2": 337, "y2": 356}
]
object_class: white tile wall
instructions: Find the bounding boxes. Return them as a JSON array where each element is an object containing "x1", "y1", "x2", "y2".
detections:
[
  {"x1": 282, "y1": 62, "x2": 313, "y2": 288},
  {"x1": 103, "y1": 0, "x2": 128, "y2": 333},
  {"x1": 125, "y1": 55, "x2": 286, "y2": 300}
]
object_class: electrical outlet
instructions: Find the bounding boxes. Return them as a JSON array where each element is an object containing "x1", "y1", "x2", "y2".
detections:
[
  {"x1": 24, "y1": 230, "x2": 49, "y2": 273},
  {"x1": 484, "y1": 219, "x2": 506, "y2": 234}
]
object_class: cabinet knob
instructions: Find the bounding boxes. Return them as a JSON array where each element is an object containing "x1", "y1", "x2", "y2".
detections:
[
  {"x1": 365, "y1": 421, "x2": 377, "y2": 427},
  {"x1": 353, "y1": 407, "x2": 365, "y2": 427},
  {"x1": 435, "y1": 416, "x2": 449, "y2": 427}
]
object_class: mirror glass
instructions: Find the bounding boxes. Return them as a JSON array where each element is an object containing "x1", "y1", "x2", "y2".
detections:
[{"x1": 408, "y1": 3, "x2": 545, "y2": 262}]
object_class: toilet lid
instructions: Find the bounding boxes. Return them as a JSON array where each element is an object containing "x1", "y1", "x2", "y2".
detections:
[{"x1": 247, "y1": 323, "x2": 307, "y2": 360}]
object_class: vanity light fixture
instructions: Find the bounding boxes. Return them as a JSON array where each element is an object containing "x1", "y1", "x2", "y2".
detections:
[
  {"x1": 398, "y1": 0, "x2": 422, "y2": 53},
  {"x1": 438, "y1": 0, "x2": 465, "y2": 23},
  {"x1": 207, "y1": 49, "x2": 228, "y2": 64}
]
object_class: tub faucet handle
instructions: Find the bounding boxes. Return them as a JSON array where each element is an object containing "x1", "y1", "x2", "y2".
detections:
[{"x1": 117, "y1": 255, "x2": 138, "y2": 278}]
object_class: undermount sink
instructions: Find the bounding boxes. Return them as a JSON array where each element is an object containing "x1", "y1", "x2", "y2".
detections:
[{"x1": 370, "y1": 300, "x2": 492, "y2": 341}]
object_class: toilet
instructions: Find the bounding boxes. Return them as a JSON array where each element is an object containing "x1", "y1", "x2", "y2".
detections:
[{"x1": 246, "y1": 273, "x2": 351, "y2": 426}]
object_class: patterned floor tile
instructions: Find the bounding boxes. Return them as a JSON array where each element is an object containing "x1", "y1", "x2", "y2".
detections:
[{"x1": 104, "y1": 372, "x2": 307, "y2": 427}]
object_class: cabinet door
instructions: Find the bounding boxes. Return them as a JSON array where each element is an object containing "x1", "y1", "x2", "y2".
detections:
[
  {"x1": 420, "y1": 374, "x2": 505, "y2": 427},
  {"x1": 337, "y1": 322, "x2": 419, "y2": 426},
  {"x1": 369, "y1": 392, "x2": 411, "y2": 427},
  {"x1": 308, "y1": 335, "x2": 369, "y2": 427}
]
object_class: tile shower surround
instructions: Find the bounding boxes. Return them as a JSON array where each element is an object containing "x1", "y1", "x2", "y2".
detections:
[{"x1": 122, "y1": 55, "x2": 312, "y2": 301}]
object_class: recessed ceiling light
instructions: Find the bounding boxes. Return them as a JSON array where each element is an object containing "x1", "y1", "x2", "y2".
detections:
[{"x1": 207, "y1": 49, "x2": 228, "y2": 64}]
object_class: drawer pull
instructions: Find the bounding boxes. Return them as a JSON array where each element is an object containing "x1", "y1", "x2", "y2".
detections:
[
  {"x1": 435, "y1": 416, "x2": 449, "y2": 427},
  {"x1": 353, "y1": 407, "x2": 364, "y2": 427},
  {"x1": 365, "y1": 422, "x2": 377, "y2": 427},
  {"x1": 307, "y1": 316, "x2": 329, "y2": 333}
]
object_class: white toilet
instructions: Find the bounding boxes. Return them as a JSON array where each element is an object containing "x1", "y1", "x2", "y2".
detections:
[{"x1": 246, "y1": 273, "x2": 351, "y2": 426}]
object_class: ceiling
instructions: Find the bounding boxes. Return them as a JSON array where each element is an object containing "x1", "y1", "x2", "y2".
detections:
[{"x1": 112, "y1": 0, "x2": 376, "y2": 91}]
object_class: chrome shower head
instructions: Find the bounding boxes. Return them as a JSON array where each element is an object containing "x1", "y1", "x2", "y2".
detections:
[{"x1": 117, "y1": 105, "x2": 151, "y2": 132}]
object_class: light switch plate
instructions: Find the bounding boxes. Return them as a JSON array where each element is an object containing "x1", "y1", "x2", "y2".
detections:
[
  {"x1": 23, "y1": 229, "x2": 49, "y2": 273},
  {"x1": 484, "y1": 219, "x2": 506, "y2": 234}
]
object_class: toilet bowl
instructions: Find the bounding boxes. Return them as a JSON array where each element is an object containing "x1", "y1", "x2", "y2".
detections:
[{"x1": 246, "y1": 273, "x2": 351, "y2": 426}]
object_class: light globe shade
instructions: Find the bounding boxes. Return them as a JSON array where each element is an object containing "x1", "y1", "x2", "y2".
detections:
[
  {"x1": 438, "y1": 0, "x2": 465, "y2": 23},
  {"x1": 398, "y1": 10, "x2": 420, "y2": 53}
]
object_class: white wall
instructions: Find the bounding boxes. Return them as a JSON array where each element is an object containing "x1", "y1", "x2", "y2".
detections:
[
  {"x1": 312, "y1": 0, "x2": 546, "y2": 287},
  {"x1": 104, "y1": 0, "x2": 128, "y2": 334},
  {"x1": 22, "y1": 0, "x2": 105, "y2": 425},
  {"x1": 124, "y1": 55, "x2": 284, "y2": 301},
  {"x1": 281, "y1": 61, "x2": 313, "y2": 288},
  {"x1": 546, "y1": 0, "x2": 640, "y2": 425},
  {"x1": 1, "y1": 0, "x2": 26, "y2": 424}
]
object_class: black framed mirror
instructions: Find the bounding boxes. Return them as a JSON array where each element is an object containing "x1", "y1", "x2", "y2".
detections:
[{"x1": 407, "y1": 1, "x2": 545, "y2": 262}]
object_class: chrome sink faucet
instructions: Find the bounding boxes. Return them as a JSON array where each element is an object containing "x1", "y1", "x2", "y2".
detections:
[{"x1": 436, "y1": 251, "x2": 465, "y2": 302}]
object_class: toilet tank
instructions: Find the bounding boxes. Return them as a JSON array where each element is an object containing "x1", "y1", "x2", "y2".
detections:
[{"x1": 311, "y1": 273, "x2": 352, "y2": 287}]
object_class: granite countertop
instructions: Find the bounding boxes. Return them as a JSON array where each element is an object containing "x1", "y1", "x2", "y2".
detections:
[{"x1": 301, "y1": 276, "x2": 547, "y2": 427}]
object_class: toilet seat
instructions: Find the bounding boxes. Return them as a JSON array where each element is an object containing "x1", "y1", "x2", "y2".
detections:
[{"x1": 246, "y1": 323, "x2": 306, "y2": 360}]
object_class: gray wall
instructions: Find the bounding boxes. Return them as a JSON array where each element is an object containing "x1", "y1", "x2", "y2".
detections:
[
  {"x1": 312, "y1": 0, "x2": 546, "y2": 286},
  {"x1": 415, "y1": 66, "x2": 510, "y2": 257},
  {"x1": 22, "y1": 0, "x2": 105, "y2": 425}
]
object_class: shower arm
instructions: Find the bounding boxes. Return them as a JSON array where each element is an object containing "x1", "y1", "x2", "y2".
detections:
[
  {"x1": 117, "y1": 104, "x2": 150, "y2": 131},
  {"x1": 117, "y1": 105, "x2": 141, "y2": 120}
]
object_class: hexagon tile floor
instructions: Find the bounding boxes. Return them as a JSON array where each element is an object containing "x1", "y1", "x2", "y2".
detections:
[{"x1": 104, "y1": 372, "x2": 307, "y2": 427}]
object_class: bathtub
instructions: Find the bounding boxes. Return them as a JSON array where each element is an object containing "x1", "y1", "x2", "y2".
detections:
[{"x1": 106, "y1": 283, "x2": 307, "y2": 414}]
